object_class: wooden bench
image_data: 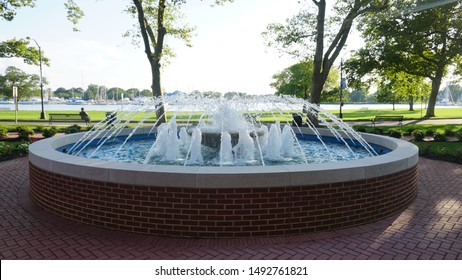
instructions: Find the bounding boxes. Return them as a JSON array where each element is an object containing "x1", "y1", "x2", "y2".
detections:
[
  {"x1": 49, "y1": 113, "x2": 85, "y2": 125},
  {"x1": 371, "y1": 115, "x2": 404, "y2": 126}
]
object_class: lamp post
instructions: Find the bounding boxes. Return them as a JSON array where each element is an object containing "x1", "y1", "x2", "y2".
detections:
[
  {"x1": 339, "y1": 58, "x2": 346, "y2": 119},
  {"x1": 27, "y1": 37, "x2": 45, "y2": 119}
]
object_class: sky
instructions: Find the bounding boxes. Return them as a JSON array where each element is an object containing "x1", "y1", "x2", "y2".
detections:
[{"x1": 0, "y1": 0, "x2": 359, "y2": 95}]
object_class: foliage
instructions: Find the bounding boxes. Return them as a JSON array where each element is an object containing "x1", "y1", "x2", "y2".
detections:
[
  {"x1": 412, "y1": 130, "x2": 424, "y2": 141},
  {"x1": 64, "y1": 0, "x2": 84, "y2": 32},
  {"x1": 64, "y1": 124, "x2": 81, "y2": 134},
  {"x1": 353, "y1": 125, "x2": 367, "y2": 132},
  {"x1": 34, "y1": 124, "x2": 45, "y2": 132},
  {"x1": 0, "y1": 66, "x2": 45, "y2": 100},
  {"x1": 0, "y1": 0, "x2": 34, "y2": 21},
  {"x1": 456, "y1": 129, "x2": 462, "y2": 142},
  {"x1": 15, "y1": 125, "x2": 33, "y2": 140},
  {"x1": 347, "y1": 0, "x2": 462, "y2": 118},
  {"x1": 0, "y1": 125, "x2": 8, "y2": 138},
  {"x1": 271, "y1": 60, "x2": 340, "y2": 101},
  {"x1": 42, "y1": 127, "x2": 58, "y2": 138},
  {"x1": 444, "y1": 128, "x2": 456, "y2": 137},
  {"x1": 0, "y1": 38, "x2": 50, "y2": 66},
  {"x1": 414, "y1": 142, "x2": 462, "y2": 163},
  {"x1": 0, "y1": 141, "x2": 29, "y2": 160},
  {"x1": 387, "y1": 129, "x2": 402, "y2": 139},
  {"x1": 433, "y1": 132, "x2": 447, "y2": 142},
  {"x1": 263, "y1": 0, "x2": 389, "y2": 105},
  {"x1": 425, "y1": 129, "x2": 434, "y2": 137},
  {"x1": 374, "y1": 71, "x2": 431, "y2": 111}
]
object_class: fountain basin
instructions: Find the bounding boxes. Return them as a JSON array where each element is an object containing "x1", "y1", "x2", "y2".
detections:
[{"x1": 29, "y1": 127, "x2": 418, "y2": 238}]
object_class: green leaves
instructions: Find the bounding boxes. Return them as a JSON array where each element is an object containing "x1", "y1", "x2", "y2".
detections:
[
  {"x1": 0, "y1": 66, "x2": 44, "y2": 99},
  {"x1": 0, "y1": 38, "x2": 50, "y2": 66},
  {"x1": 0, "y1": 0, "x2": 35, "y2": 21},
  {"x1": 64, "y1": 0, "x2": 84, "y2": 32}
]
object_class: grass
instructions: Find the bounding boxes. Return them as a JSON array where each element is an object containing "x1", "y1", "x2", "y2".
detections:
[
  {"x1": 331, "y1": 107, "x2": 462, "y2": 120},
  {"x1": 354, "y1": 124, "x2": 462, "y2": 135},
  {"x1": 1, "y1": 107, "x2": 461, "y2": 123}
]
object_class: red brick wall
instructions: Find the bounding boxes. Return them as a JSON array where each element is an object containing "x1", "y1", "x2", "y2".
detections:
[{"x1": 29, "y1": 163, "x2": 417, "y2": 238}]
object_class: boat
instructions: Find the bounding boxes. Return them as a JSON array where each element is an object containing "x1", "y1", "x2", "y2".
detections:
[{"x1": 436, "y1": 87, "x2": 455, "y2": 106}]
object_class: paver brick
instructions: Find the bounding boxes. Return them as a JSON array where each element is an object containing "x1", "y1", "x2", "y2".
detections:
[{"x1": 1, "y1": 157, "x2": 461, "y2": 259}]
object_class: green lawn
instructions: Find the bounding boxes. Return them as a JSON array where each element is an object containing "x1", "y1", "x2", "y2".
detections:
[
  {"x1": 1, "y1": 107, "x2": 461, "y2": 123},
  {"x1": 331, "y1": 107, "x2": 462, "y2": 120}
]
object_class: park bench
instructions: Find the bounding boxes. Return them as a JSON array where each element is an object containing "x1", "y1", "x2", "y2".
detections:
[
  {"x1": 49, "y1": 113, "x2": 85, "y2": 125},
  {"x1": 371, "y1": 115, "x2": 404, "y2": 126}
]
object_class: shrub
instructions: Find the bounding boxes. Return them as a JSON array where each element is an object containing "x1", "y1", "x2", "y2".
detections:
[
  {"x1": 0, "y1": 142, "x2": 12, "y2": 156},
  {"x1": 0, "y1": 126, "x2": 8, "y2": 138},
  {"x1": 436, "y1": 146, "x2": 449, "y2": 157},
  {"x1": 0, "y1": 141, "x2": 29, "y2": 159},
  {"x1": 42, "y1": 127, "x2": 59, "y2": 138},
  {"x1": 388, "y1": 129, "x2": 402, "y2": 139},
  {"x1": 372, "y1": 127, "x2": 384, "y2": 135},
  {"x1": 412, "y1": 130, "x2": 425, "y2": 141},
  {"x1": 16, "y1": 126, "x2": 34, "y2": 140},
  {"x1": 13, "y1": 142, "x2": 29, "y2": 155},
  {"x1": 425, "y1": 129, "x2": 434, "y2": 136},
  {"x1": 64, "y1": 124, "x2": 81, "y2": 134},
  {"x1": 34, "y1": 125, "x2": 46, "y2": 132},
  {"x1": 456, "y1": 129, "x2": 462, "y2": 142},
  {"x1": 444, "y1": 129, "x2": 455, "y2": 137},
  {"x1": 353, "y1": 125, "x2": 367, "y2": 133},
  {"x1": 406, "y1": 127, "x2": 416, "y2": 135},
  {"x1": 433, "y1": 132, "x2": 447, "y2": 142}
]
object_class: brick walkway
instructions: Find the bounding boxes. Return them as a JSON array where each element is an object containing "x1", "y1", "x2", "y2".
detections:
[{"x1": 1, "y1": 156, "x2": 461, "y2": 260}]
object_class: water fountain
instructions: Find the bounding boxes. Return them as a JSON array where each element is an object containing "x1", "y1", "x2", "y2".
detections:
[{"x1": 29, "y1": 95, "x2": 418, "y2": 238}]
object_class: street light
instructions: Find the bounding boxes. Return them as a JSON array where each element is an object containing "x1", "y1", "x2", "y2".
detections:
[
  {"x1": 26, "y1": 37, "x2": 45, "y2": 120},
  {"x1": 339, "y1": 58, "x2": 346, "y2": 119}
]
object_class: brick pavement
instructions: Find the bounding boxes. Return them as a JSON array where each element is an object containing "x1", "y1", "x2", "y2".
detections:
[{"x1": 0, "y1": 156, "x2": 461, "y2": 260}]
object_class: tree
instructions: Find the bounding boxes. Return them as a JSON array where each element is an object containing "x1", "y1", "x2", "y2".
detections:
[
  {"x1": 0, "y1": 66, "x2": 44, "y2": 100},
  {"x1": 107, "y1": 87, "x2": 125, "y2": 100},
  {"x1": 346, "y1": 0, "x2": 462, "y2": 117},
  {"x1": 271, "y1": 60, "x2": 340, "y2": 101},
  {"x1": 127, "y1": 0, "x2": 234, "y2": 124},
  {"x1": 348, "y1": 89, "x2": 366, "y2": 102},
  {"x1": 263, "y1": 0, "x2": 389, "y2": 106},
  {"x1": 84, "y1": 84, "x2": 99, "y2": 100},
  {"x1": 124, "y1": 87, "x2": 140, "y2": 99},
  {"x1": 375, "y1": 71, "x2": 431, "y2": 111}
]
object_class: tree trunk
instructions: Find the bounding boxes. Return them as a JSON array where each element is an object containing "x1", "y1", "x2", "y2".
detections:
[
  {"x1": 133, "y1": 0, "x2": 167, "y2": 124},
  {"x1": 310, "y1": 0, "x2": 326, "y2": 106},
  {"x1": 425, "y1": 66, "x2": 444, "y2": 118},
  {"x1": 409, "y1": 96, "x2": 414, "y2": 111}
]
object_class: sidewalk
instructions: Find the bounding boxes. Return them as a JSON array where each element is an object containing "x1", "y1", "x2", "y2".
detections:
[{"x1": 1, "y1": 156, "x2": 461, "y2": 259}]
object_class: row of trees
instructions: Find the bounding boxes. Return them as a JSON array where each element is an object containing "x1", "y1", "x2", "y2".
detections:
[
  {"x1": 0, "y1": 65, "x2": 251, "y2": 101},
  {"x1": 2, "y1": 0, "x2": 462, "y2": 120}
]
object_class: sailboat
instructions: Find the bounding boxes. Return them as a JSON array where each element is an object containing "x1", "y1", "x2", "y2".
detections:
[{"x1": 436, "y1": 87, "x2": 454, "y2": 106}]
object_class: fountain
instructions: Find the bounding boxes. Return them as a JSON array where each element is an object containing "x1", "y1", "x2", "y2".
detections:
[{"x1": 28, "y1": 95, "x2": 418, "y2": 238}]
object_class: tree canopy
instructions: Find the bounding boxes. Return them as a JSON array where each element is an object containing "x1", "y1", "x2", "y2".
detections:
[
  {"x1": 0, "y1": 66, "x2": 44, "y2": 99},
  {"x1": 345, "y1": 0, "x2": 462, "y2": 117},
  {"x1": 271, "y1": 60, "x2": 339, "y2": 102},
  {"x1": 0, "y1": 38, "x2": 50, "y2": 66},
  {"x1": 263, "y1": 0, "x2": 389, "y2": 107}
]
